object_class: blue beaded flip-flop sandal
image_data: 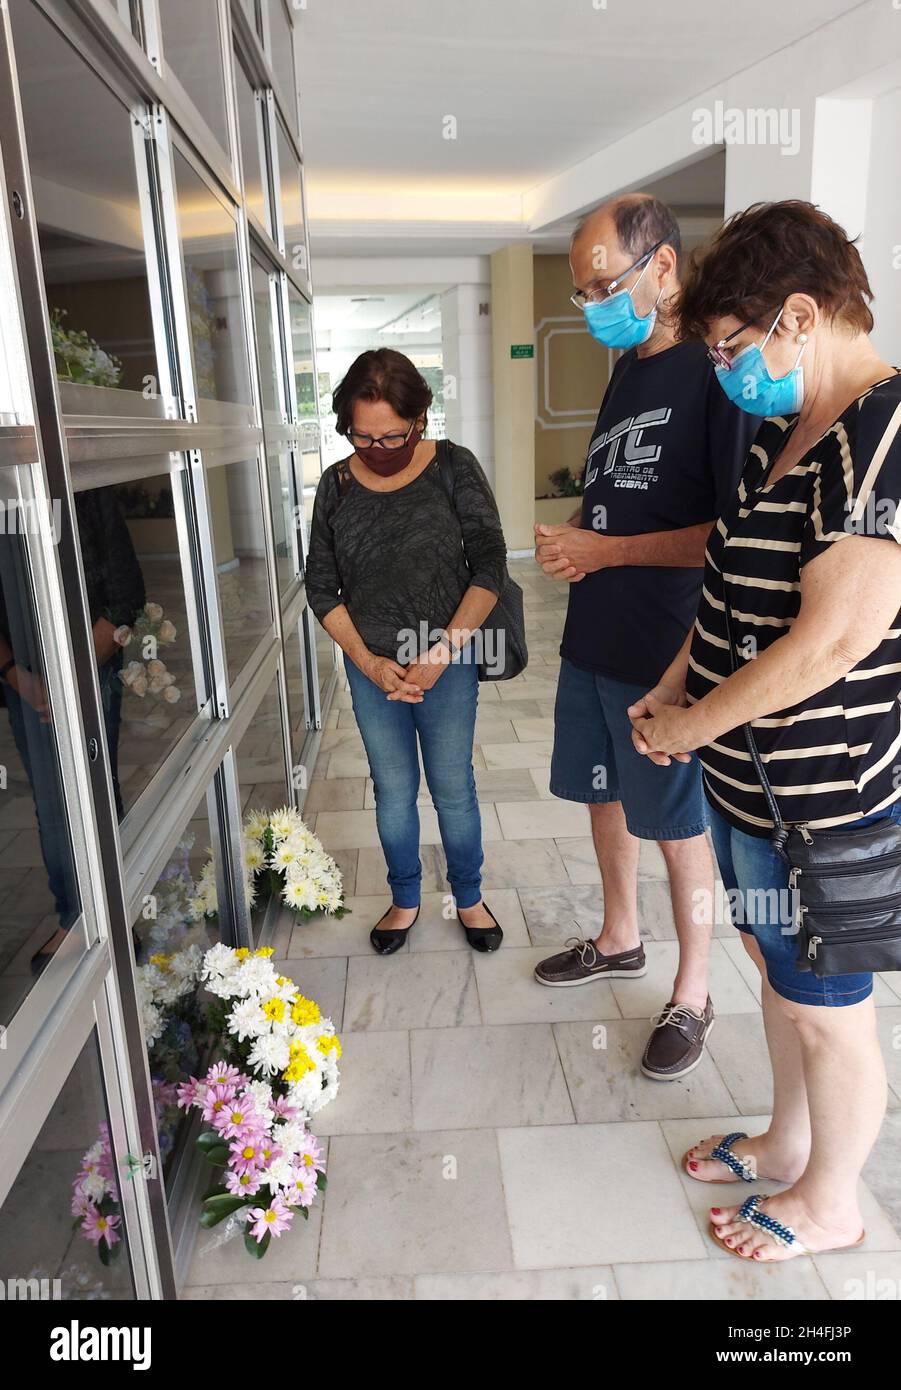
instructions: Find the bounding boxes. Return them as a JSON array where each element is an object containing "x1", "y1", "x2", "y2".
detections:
[
  {"x1": 682, "y1": 1131, "x2": 756, "y2": 1183},
  {"x1": 710, "y1": 1193, "x2": 865, "y2": 1261}
]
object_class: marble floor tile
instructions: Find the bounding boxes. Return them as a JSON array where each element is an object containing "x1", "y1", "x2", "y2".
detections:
[
  {"x1": 553, "y1": 1018, "x2": 736, "y2": 1122},
  {"x1": 411, "y1": 1023, "x2": 574, "y2": 1130},
  {"x1": 276, "y1": 955, "x2": 347, "y2": 1029},
  {"x1": 473, "y1": 945, "x2": 622, "y2": 1026},
  {"x1": 184, "y1": 1277, "x2": 414, "y2": 1300},
  {"x1": 315, "y1": 1030, "x2": 412, "y2": 1137},
  {"x1": 344, "y1": 950, "x2": 480, "y2": 1030},
  {"x1": 813, "y1": 1248, "x2": 901, "y2": 1300},
  {"x1": 497, "y1": 1121, "x2": 707, "y2": 1267},
  {"x1": 480, "y1": 740, "x2": 554, "y2": 770},
  {"x1": 705, "y1": 1013, "x2": 774, "y2": 1114},
  {"x1": 607, "y1": 940, "x2": 759, "y2": 1018},
  {"x1": 479, "y1": 837, "x2": 570, "y2": 888},
  {"x1": 613, "y1": 1256, "x2": 828, "y2": 1300},
  {"x1": 304, "y1": 778, "x2": 367, "y2": 812},
  {"x1": 413, "y1": 1267, "x2": 616, "y2": 1300},
  {"x1": 317, "y1": 1129, "x2": 513, "y2": 1277},
  {"x1": 495, "y1": 798, "x2": 590, "y2": 840}
]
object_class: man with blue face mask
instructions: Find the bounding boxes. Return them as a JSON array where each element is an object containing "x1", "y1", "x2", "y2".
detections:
[{"x1": 534, "y1": 193, "x2": 759, "y2": 1080}]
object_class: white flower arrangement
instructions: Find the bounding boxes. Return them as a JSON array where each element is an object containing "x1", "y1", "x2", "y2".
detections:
[
  {"x1": 199, "y1": 945, "x2": 341, "y2": 1120},
  {"x1": 135, "y1": 944, "x2": 204, "y2": 1048},
  {"x1": 194, "y1": 807, "x2": 347, "y2": 923}
]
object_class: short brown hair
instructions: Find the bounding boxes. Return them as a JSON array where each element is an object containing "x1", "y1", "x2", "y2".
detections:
[
  {"x1": 332, "y1": 348, "x2": 432, "y2": 437},
  {"x1": 677, "y1": 200, "x2": 874, "y2": 342}
]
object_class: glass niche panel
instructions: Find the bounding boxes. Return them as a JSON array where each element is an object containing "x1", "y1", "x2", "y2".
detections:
[
  {"x1": 235, "y1": 55, "x2": 270, "y2": 235},
  {"x1": 288, "y1": 289, "x2": 321, "y2": 494},
  {"x1": 157, "y1": 0, "x2": 230, "y2": 155},
  {"x1": 0, "y1": 1030, "x2": 135, "y2": 1299},
  {"x1": 0, "y1": 525, "x2": 80, "y2": 1029},
  {"x1": 233, "y1": 672, "x2": 289, "y2": 939},
  {"x1": 10, "y1": 1, "x2": 161, "y2": 416},
  {"x1": 173, "y1": 152, "x2": 252, "y2": 410},
  {"x1": 276, "y1": 124, "x2": 307, "y2": 276},
  {"x1": 267, "y1": 0, "x2": 298, "y2": 133},
  {"x1": 133, "y1": 792, "x2": 222, "y2": 1185},
  {"x1": 74, "y1": 473, "x2": 201, "y2": 819},
  {"x1": 283, "y1": 615, "x2": 312, "y2": 774},
  {"x1": 252, "y1": 261, "x2": 298, "y2": 594},
  {"x1": 206, "y1": 458, "x2": 275, "y2": 684}
]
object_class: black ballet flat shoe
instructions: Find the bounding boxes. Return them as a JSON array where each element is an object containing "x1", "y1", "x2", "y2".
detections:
[
  {"x1": 458, "y1": 901, "x2": 504, "y2": 952},
  {"x1": 370, "y1": 905, "x2": 420, "y2": 956},
  {"x1": 30, "y1": 944, "x2": 56, "y2": 977}
]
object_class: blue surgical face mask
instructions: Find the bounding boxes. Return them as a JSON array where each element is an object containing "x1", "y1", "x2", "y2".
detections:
[
  {"x1": 581, "y1": 255, "x2": 662, "y2": 350},
  {"x1": 713, "y1": 310, "x2": 807, "y2": 417}
]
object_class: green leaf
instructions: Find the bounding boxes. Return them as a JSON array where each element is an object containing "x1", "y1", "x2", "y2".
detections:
[
  {"x1": 199, "y1": 1194, "x2": 248, "y2": 1229},
  {"x1": 316, "y1": 1172, "x2": 328, "y2": 1191},
  {"x1": 244, "y1": 1228, "x2": 270, "y2": 1259}
]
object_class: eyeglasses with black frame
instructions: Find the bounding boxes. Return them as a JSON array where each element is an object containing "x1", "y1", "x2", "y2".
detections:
[
  {"x1": 570, "y1": 238, "x2": 666, "y2": 311},
  {"x1": 707, "y1": 321, "x2": 753, "y2": 371},
  {"x1": 346, "y1": 419, "x2": 419, "y2": 450}
]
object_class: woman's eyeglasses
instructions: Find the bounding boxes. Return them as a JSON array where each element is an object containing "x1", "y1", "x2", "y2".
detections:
[
  {"x1": 707, "y1": 322, "x2": 751, "y2": 371},
  {"x1": 347, "y1": 422, "x2": 416, "y2": 450}
]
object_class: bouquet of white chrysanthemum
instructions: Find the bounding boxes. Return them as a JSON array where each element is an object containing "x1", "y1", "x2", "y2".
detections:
[
  {"x1": 200, "y1": 807, "x2": 347, "y2": 924},
  {"x1": 199, "y1": 945, "x2": 341, "y2": 1121},
  {"x1": 135, "y1": 944, "x2": 204, "y2": 1047}
]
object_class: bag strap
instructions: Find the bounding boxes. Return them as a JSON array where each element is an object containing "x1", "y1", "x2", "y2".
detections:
[
  {"x1": 435, "y1": 437, "x2": 456, "y2": 504},
  {"x1": 720, "y1": 575, "x2": 788, "y2": 851}
]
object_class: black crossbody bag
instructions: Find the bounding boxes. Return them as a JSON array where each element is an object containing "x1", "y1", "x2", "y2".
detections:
[{"x1": 722, "y1": 588, "x2": 901, "y2": 977}]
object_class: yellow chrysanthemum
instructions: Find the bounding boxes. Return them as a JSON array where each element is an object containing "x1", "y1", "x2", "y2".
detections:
[
  {"x1": 262, "y1": 997, "x2": 286, "y2": 1023},
  {"x1": 290, "y1": 994, "x2": 321, "y2": 1027},
  {"x1": 235, "y1": 948, "x2": 250, "y2": 961},
  {"x1": 149, "y1": 953, "x2": 172, "y2": 971},
  {"x1": 282, "y1": 1048, "x2": 316, "y2": 1083},
  {"x1": 254, "y1": 947, "x2": 274, "y2": 958},
  {"x1": 317, "y1": 1034, "x2": 341, "y2": 1059}
]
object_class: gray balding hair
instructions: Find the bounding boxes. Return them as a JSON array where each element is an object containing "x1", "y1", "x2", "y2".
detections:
[{"x1": 573, "y1": 194, "x2": 682, "y2": 274}]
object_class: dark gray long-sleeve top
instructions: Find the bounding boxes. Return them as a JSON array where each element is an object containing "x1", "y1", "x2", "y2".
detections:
[{"x1": 305, "y1": 444, "x2": 508, "y2": 661}]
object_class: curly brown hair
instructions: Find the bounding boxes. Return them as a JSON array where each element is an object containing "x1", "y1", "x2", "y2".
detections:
[{"x1": 676, "y1": 200, "x2": 874, "y2": 343}]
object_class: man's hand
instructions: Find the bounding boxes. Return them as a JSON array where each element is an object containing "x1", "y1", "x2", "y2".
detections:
[
  {"x1": 628, "y1": 685, "x2": 694, "y2": 766},
  {"x1": 393, "y1": 641, "x2": 452, "y2": 698},
  {"x1": 534, "y1": 523, "x2": 620, "y2": 582},
  {"x1": 364, "y1": 653, "x2": 424, "y2": 703}
]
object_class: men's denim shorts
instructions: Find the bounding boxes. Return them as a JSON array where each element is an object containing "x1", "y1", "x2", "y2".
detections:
[
  {"x1": 707, "y1": 801, "x2": 901, "y2": 1007},
  {"x1": 550, "y1": 658, "x2": 708, "y2": 841}
]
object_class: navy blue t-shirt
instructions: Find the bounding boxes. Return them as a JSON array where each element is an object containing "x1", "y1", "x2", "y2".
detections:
[{"x1": 560, "y1": 340, "x2": 759, "y2": 687}]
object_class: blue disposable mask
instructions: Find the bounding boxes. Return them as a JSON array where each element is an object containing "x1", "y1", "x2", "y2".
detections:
[
  {"x1": 714, "y1": 310, "x2": 807, "y2": 417},
  {"x1": 581, "y1": 256, "x2": 662, "y2": 350}
]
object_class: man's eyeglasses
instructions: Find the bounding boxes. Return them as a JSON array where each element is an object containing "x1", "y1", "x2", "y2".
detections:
[{"x1": 570, "y1": 238, "x2": 665, "y2": 311}]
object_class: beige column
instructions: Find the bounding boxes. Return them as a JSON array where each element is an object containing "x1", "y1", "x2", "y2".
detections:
[{"x1": 490, "y1": 242, "x2": 536, "y2": 551}]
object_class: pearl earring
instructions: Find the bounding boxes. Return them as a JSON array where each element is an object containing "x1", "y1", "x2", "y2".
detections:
[{"x1": 798, "y1": 333, "x2": 808, "y2": 344}]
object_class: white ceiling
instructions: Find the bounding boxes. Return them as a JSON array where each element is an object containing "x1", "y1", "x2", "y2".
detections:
[{"x1": 296, "y1": 0, "x2": 860, "y2": 224}]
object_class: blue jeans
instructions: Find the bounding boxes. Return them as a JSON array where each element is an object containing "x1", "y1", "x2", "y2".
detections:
[
  {"x1": 344, "y1": 656, "x2": 483, "y2": 909},
  {"x1": 708, "y1": 801, "x2": 901, "y2": 1007},
  {"x1": 5, "y1": 654, "x2": 124, "y2": 929}
]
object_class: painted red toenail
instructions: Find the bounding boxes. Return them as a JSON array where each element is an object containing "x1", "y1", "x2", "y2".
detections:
[
  {"x1": 689, "y1": 1162, "x2": 698, "y2": 1170},
  {"x1": 711, "y1": 1207, "x2": 721, "y2": 1214}
]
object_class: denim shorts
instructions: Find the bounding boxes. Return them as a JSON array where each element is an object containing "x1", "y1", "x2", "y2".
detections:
[
  {"x1": 550, "y1": 658, "x2": 708, "y2": 840},
  {"x1": 707, "y1": 802, "x2": 901, "y2": 1007}
]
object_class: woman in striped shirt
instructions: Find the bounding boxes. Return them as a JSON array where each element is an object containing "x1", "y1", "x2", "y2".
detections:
[{"x1": 630, "y1": 201, "x2": 901, "y2": 1264}]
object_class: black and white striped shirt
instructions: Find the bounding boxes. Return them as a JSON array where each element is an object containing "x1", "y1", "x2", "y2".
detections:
[{"x1": 687, "y1": 372, "x2": 901, "y2": 837}]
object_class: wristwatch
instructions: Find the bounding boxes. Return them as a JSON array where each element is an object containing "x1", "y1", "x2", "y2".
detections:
[
  {"x1": 0, "y1": 658, "x2": 15, "y2": 683},
  {"x1": 437, "y1": 632, "x2": 460, "y2": 660}
]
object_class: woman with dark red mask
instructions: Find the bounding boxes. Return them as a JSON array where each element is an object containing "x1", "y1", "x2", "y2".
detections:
[{"x1": 306, "y1": 348, "x2": 509, "y2": 955}]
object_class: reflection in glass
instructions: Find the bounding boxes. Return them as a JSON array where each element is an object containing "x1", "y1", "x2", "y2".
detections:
[
  {"x1": 288, "y1": 289, "x2": 321, "y2": 490},
  {"x1": 133, "y1": 795, "x2": 220, "y2": 1187},
  {"x1": 315, "y1": 613, "x2": 338, "y2": 704},
  {"x1": 174, "y1": 153, "x2": 252, "y2": 408},
  {"x1": 267, "y1": 0, "x2": 298, "y2": 132},
  {"x1": 78, "y1": 477, "x2": 199, "y2": 818},
  {"x1": 252, "y1": 260, "x2": 298, "y2": 594},
  {"x1": 235, "y1": 56, "x2": 269, "y2": 234},
  {"x1": 234, "y1": 674, "x2": 289, "y2": 939},
  {"x1": 276, "y1": 124, "x2": 306, "y2": 274},
  {"x1": 283, "y1": 617, "x2": 311, "y2": 765},
  {"x1": 10, "y1": 2, "x2": 159, "y2": 415},
  {"x1": 157, "y1": 0, "x2": 230, "y2": 154},
  {"x1": 207, "y1": 459, "x2": 275, "y2": 683},
  {"x1": 0, "y1": 529, "x2": 80, "y2": 1026},
  {"x1": 0, "y1": 1032, "x2": 134, "y2": 1298}
]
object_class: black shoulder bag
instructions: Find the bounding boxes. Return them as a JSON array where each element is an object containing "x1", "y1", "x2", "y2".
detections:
[
  {"x1": 435, "y1": 439, "x2": 527, "y2": 682},
  {"x1": 722, "y1": 584, "x2": 901, "y2": 977},
  {"x1": 332, "y1": 445, "x2": 528, "y2": 682}
]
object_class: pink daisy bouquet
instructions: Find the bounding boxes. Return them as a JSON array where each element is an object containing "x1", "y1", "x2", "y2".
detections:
[
  {"x1": 178, "y1": 1063, "x2": 327, "y2": 1259},
  {"x1": 71, "y1": 1125, "x2": 122, "y2": 1266}
]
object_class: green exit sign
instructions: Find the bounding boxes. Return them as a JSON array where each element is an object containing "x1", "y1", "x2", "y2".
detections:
[{"x1": 510, "y1": 343, "x2": 534, "y2": 359}]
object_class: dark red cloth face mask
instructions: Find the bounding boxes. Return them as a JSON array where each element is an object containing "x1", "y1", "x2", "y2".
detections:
[{"x1": 353, "y1": 424, "x2": 423, "y2": 476}]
